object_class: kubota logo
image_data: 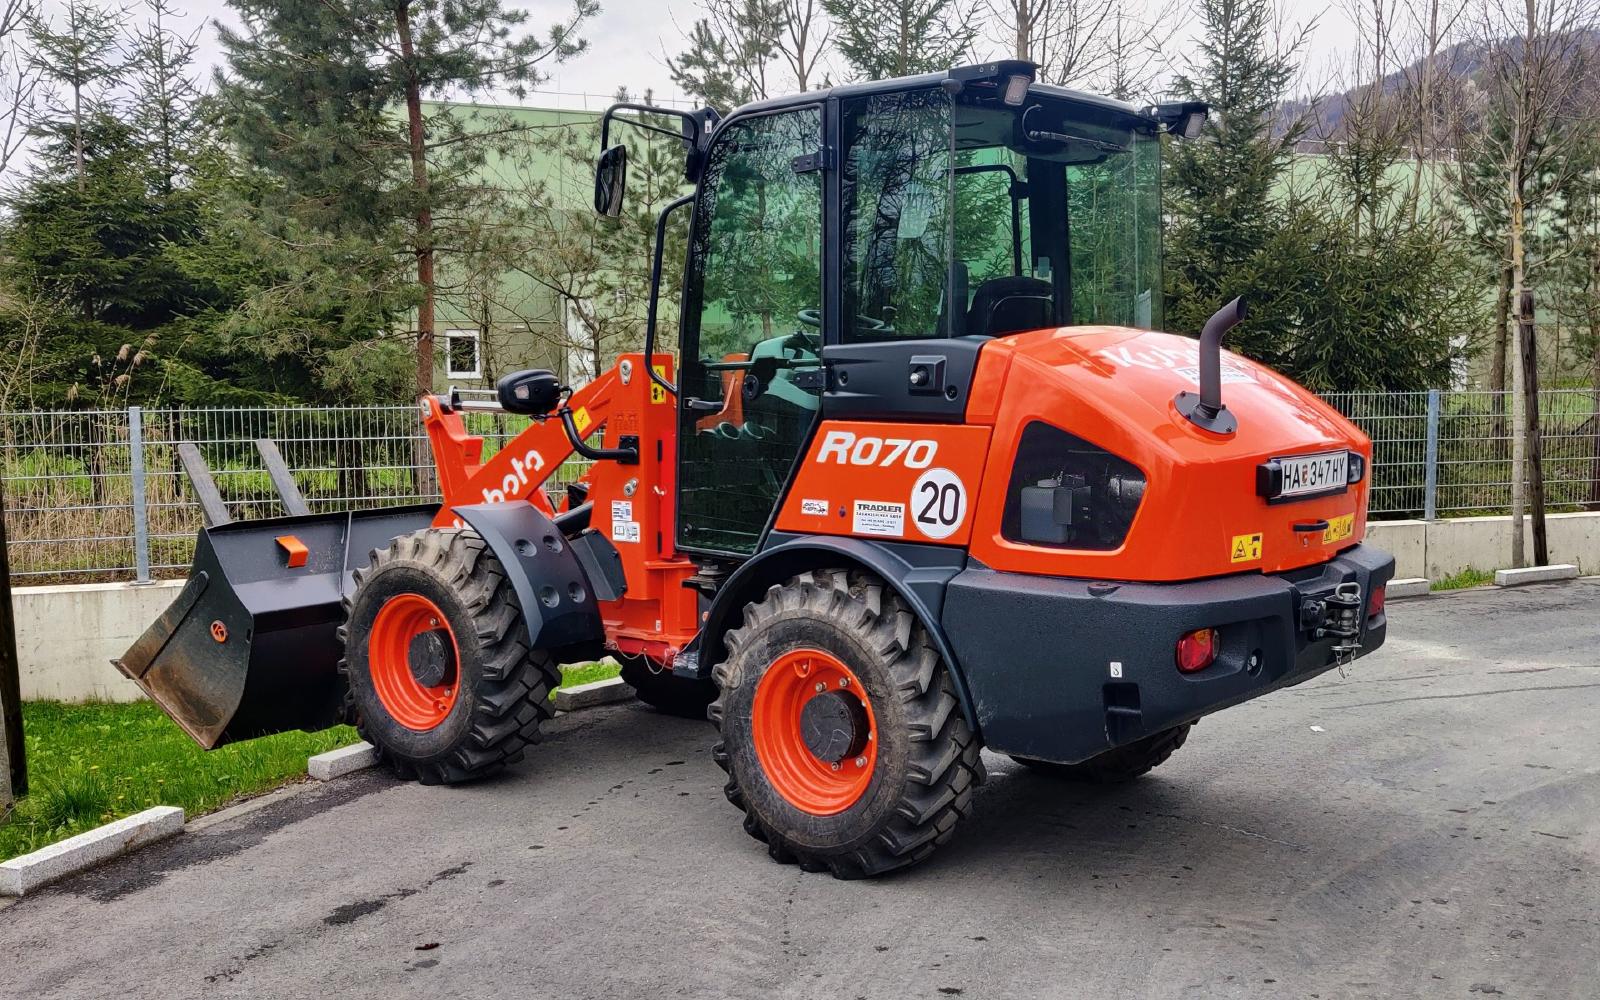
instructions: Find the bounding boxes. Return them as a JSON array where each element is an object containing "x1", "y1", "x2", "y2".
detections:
[
  {"x1": 816, "y1": 430, "x2": 937, "y2": 469},
  {"x1": 482, "y1": 448, "x2": 547, "y2": 503}
]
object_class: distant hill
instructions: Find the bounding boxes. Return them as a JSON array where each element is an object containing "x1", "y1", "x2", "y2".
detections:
[{"x1": 1274, "y1": 31, "x2": 1599, "y2": 144}]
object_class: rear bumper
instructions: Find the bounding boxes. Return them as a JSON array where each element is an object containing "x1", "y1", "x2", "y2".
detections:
[{"x1": 941, "y1": 543, "x2": 1395, "y2": 764}]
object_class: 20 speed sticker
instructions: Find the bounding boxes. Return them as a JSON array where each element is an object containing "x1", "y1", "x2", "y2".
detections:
[{"x1": 911, "y1": 468, "x2": 967, "y2": 540}]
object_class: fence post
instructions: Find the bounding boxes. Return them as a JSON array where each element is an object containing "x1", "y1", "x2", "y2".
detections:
[
  {"x1": 129, "y1": 405, "x2": 152, "y2": 585},
  {"x1": 1423, "y1": 389, "x2": 1441, "y2": 521}
]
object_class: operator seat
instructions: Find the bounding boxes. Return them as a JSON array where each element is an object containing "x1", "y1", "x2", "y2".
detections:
[{"x1": 966, "y1": 276, "x2": 1054, "y2": 338}]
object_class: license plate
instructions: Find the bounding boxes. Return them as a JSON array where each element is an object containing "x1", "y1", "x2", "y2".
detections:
[{"x1": 1265, "y1": 451, "x2": 1349, "y2": 500}]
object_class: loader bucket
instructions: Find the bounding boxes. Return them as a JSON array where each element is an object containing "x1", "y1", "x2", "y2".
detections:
[{"x1": 115, "y1": 505, "x2": 438, "y2": 749}]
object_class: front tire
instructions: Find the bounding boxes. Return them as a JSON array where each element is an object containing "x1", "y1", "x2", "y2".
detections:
[
  {"x1": 710, "y1": 569, "x2": 984, "y2": 879},
  {"x1": 339, "y1": 528, "x2": 558, "y2": 784}
]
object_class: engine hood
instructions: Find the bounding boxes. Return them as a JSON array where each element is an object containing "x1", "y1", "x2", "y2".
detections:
[{"x1": 962, "y1": 326, "x2": 1374, "y2": 581}]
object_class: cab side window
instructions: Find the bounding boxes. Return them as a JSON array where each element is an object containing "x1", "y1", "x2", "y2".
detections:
[{"x1": 677, "y1": 107, "x2": 824, "y2": 555}]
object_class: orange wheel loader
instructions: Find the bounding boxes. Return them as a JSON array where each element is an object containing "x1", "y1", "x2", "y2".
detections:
[{"x1": 116, "y1": 62, "x2": 1393, "y2": 879}]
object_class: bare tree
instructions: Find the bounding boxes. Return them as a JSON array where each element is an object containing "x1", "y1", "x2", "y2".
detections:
[
  {"x1": 1456, "y1": 0, "x2": 1599, "y2": 566},
  {"x1": 984, "y1": 0, "x2": 1178, "y2": 99},
  {"x1": 0, "y1": 0, "x2": 38, "y2": 180}
]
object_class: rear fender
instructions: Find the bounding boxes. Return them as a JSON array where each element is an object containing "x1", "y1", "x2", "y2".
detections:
[
  {"x1": 696, "y1": 533, "x2": 980, "y2": 736},
  {"x1": 452, "y1": 502, "x2": 606, "y2": 660}
]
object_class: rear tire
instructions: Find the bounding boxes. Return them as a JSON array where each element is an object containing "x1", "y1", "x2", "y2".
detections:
[
  {"x1": 710, "y1": 569, "x2": 984, "y2": 879},
  {"x1": 618, "y1": 654, "x2": 717, "y2": 719},
  {"x1": 1010, "y1": 724, "x2": 1191, "y2": 784},
  {"x1": 339, "y1": 528, "x2": 558, "y2": 784}
]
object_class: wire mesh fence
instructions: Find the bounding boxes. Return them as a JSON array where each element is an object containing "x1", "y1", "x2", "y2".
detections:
[
  {"x1": 0, "y1": 406, "x2": 591, "y2": 582},
  {"x1": 1321, "y1": 389, "x2": 1600, "y2": 518},
  {"x1": 2, "y1": 391, "x2": 1598, "y2": 583}
]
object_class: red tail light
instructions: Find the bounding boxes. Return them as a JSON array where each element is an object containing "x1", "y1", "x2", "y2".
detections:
[
  {"x1": 1368, "y1": 584, "x2": 1386, "y2": 619},
  {"x1": 1175, "y1": 628, "x2": 1218, "y2": 673}
]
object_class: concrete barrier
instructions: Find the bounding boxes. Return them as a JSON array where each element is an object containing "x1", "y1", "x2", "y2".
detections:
[
  {"x1": 1366, "y1": 511, "x2": 1600, "y2": 582},
  {"x1": 13, "y1": 580, "x2": 182, "y2": 703}
]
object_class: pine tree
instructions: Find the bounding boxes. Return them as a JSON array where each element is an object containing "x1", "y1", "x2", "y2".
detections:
[
  {"x1": 821, "y1": 0, "x2": 975, "y2": 79},
  {"x1": 214, "y1": 0, "x2": 597, "y2": 399},
  {"x1": 1162, "y1": 0, "x2": 1309, "y2": 368},
  {"x1": 669, "y1": 0, "x2": 830, "y2": 108},
  {"x1": 670, "y1": 0, "x2": 783, "y2": 107},
  {"x1": 127, "y1": 0, "x2": 202, "y2": 194},
  {"x1": 24, "y1": 0, "x2": 124, "y2": 191}
]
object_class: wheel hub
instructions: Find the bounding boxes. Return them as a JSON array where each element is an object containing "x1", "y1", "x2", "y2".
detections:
[
  {"x1": 800, "y1": 689, "x2": 870, "y2": 764},
  {"x1": 367, "y1": 593, "x2": 460, "y2": 732},
  {"x1": 750, "y1": 648, "x2": 878, "y2": 816},
  {"x1": 407, "y1": 629, "x2": 457, "y2": 688}
]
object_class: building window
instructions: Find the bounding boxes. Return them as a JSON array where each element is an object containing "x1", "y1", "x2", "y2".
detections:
[{"x1": 445, "y1": 329, "x2": 481, "y2": 379}]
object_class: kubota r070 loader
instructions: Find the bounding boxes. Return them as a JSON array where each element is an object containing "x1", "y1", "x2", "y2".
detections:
[{"x1": 117, "y1": 61, "x2": 1394, "y2": 879}]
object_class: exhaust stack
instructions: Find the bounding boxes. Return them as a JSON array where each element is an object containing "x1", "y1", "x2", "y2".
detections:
[{"x1": 1174, "y1": 297, "x2": 1246, "y2": 434}]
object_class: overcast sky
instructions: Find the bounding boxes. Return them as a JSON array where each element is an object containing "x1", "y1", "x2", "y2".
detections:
[{"x1": 33, "y1": 0, "x2": 1366, "y2": 112}]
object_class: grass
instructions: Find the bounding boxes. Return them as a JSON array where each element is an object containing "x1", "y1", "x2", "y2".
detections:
[
  {"x1": 1432, "y1": 567, "x2": 1496, "y2": 591},
  {"x1": 560, "y1": 660, "x2": 622, "y2": 688},
  {"x1": 0, "y1": 661, "x2": 626, "y2": 862},
  {"x1": 0, "y1": 701, "x2": 358, "y2": 862}
]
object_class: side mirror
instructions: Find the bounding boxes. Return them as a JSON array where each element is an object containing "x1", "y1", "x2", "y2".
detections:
[
  {"x1": 497, "y1": 369, "x2": 563, "y2": 416},
  {"x1": 594, "y1": 144, "x2": 627, "y2": 218}
]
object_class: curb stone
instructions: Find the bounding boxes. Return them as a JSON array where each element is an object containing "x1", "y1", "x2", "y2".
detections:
[
  {"x1": 553, "y1": 676, "x2": 633, "y2": 712},
  {"x1": 308, "y1": 742, "x2": 378, "y2": 781},
  {"x1": 0, "y1": 805, "x2": 184, "y2": 896},
  {"x1": 1494, "y1": 564, "x2": 1579, "y2": 587}
]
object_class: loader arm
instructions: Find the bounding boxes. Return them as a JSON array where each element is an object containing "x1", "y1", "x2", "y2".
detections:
[{"x1": 420, "y1": 367, "x2": 624, "y2": 522}]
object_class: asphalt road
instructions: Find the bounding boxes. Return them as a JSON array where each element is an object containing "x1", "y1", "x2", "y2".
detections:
[{"x1": 3, "y1": 581, "x2": 1597, "y2": 1000}]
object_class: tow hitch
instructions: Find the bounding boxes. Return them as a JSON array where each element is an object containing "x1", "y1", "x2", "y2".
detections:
[{"x1": 1300, "y1": 581, "x2": 1364, "y2": 672}]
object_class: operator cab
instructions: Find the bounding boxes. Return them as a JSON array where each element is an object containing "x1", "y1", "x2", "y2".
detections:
[{"x1": 596, "y1": 63, "x2": 1199, "y2": 557}]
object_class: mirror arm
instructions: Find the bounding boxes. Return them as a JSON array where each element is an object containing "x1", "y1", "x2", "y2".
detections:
[{"x1": 645, "y1": 193, "x2": 697, "y2": 400}]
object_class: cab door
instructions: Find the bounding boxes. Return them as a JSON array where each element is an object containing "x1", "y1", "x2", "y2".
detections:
[{"x1": 676, "y1": 106, "x2": 824, "y2": 555}]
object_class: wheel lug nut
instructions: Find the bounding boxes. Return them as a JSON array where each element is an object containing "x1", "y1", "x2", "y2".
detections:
[
  {"x1": 814, "y1": 682, "x2": 825, "y2": 693},
  {"x1": 855, "y1": 756, "x2": 866, "y2": 768},
  {"x1": 830, "y1": 761, "x2": 841, "y2": 771},
  {"x1": 429, "y1": 618, "x2": 439, "y2": 626},
  {"x1": 839, "y1": 676, "x2": 850, "y2": 687}
]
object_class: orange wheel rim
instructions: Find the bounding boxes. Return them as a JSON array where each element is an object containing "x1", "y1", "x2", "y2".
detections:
[
  {"x1": 368, "y1": 593, "x2": 460, "y2": 731},
  {"x1": 751, "y1": 648, "x2": 877, "y2": 816}
]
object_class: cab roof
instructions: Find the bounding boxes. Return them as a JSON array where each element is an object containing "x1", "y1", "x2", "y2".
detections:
[{"x1": 724, "y1": 68, "x2": 1152, "y2": 125}]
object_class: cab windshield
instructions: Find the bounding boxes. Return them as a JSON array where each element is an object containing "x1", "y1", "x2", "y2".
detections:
[{"x1": 839, "y1": 86, "x2": 1163, "y2": 341}]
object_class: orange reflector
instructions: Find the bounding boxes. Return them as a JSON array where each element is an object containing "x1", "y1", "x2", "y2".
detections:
[
  {"x1": 275, "y1": 534, "x2": 309, "y2": 568},
  {"x1": 1175, "y1": 627, "x2": 1218, "y2": 673}
]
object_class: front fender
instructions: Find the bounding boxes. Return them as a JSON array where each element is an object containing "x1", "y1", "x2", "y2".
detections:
[
  {"x1": 698, "y1": 533, "x2": 980, "y2": 736},
  {"x1": 453, "y1": 502, "x2": 606, "y2": 659}
]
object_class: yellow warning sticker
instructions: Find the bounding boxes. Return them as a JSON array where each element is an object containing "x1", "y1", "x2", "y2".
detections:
[
  {"x1": 572, "y1": 406, "x2": 592, "y2": 436},
  {"x1": 1323, "y1": 513, "x2": 1355, "y2": 544},
  {"x1": 1230, "y1": 532, "x2": 1263, "y2": 563},
  {"x1": 649, "y1": 364, "x2": 669, "y2": 404}
]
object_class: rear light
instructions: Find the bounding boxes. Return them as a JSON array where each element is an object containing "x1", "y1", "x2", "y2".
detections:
[
  {"x1": 1368, "y1": 583, "x2": 1385, "y2": 619},
  {"x1": 1175, "y1": 627, "x2": 1218, "y2": 673}
]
